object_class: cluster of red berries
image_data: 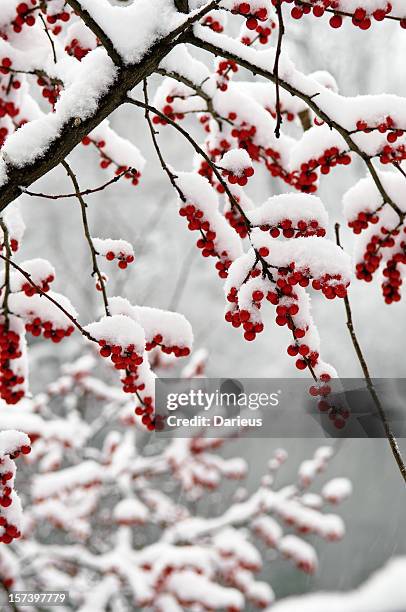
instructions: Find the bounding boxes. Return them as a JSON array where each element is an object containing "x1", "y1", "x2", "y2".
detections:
[
  {"x1": 0, "y1": 58, "x2": 14, "y2": 76},
  {"x1": 216, "y1": 59, "x2": 238, "y2": 92},
  {"x1": 45, "y1": 9, "x2": 70, "y2": 25},
  {"x1": 11, "y1": 1, "x2": 37, "y2": 33},
  {"x1": 179, "y1": 203, "x2": 232, "y2": 278},
  {"x1": 153, "y1": 100, "x2": 185, "y2": 125},
  {"x1": 145, "y1": 333, "x2": 191, "y2": 357},
  {"x1": 98, "y1": 339, "x2": 144, "y2": 394},
  {"x1": 0, "y1": 126, "x2": 8, "y2": 147},
  {"x1": 379, "y1": 142, "x2": 406, "y2": 165},
  {"x1": 289, "y1": 1, "x2": 394, "y2": 30},
  {"x1": 0, "y1": 237, "x2": 19, "y2": 253},
  {"x1": 381, "y1": 241, "x2": 406, "y2": 303},
  {"x1": 0, "y1": 324, "x2": 24, "y2": 405},
  {"x1": 222, "y1": 165, "x2": 254, "y2": 186},
  {"x1": 21, "y1": 273, "x2": 54, "y2": 296},
  {"x1": 348, "y1": 210, "x2": 379, "y2": 234},
  {"x1": 258, "y1": 218, "x2": 326, "y2": 238},
  {"x1": 203, "y1": 14, "x2": 224, "y2": 32},
  {"x1": 291, "y1": 148, "x2": 351, "y2": 193},
  {"x1": 105, "y1": 250, "x2": 134, "y2": 270},
  {"x1": 81, "y1": 137, "x2": 142, "y2": 186},
  {"x1": 241, "y1": 17, "x2": 276, "y2": 45},
  {"x1": 197, "y1": 137, "x2": 232, "y2": 190},
  {"x1": 317, "y1": 393, "x2": 350, "y2": 429},
  {"x1": 312, "y1": 273, "x2": 348, "y2": 299},
  {"x1": 356, "y1": 115, "x2": 398, "y2": 135},
  {"x1": 231, "y1": 122, "x2": 261, "y2": 161},
  {"x1": 0, "y1": 445, "x2": 30, "y2": 543},
  {"x1": 25, "y1": 318, "x2": 75, "y2": 343},
  {"x1": 264, "y1": 147, "x2": 292, "y2": 184},
  {"x1": 225, "y1": 286, "x2": 265, "y2": 341},
  {"x1": 231, "y1": 2, "x2": 269, "y2": 30},
  {"x1": 36, "y1": 75, "x2": 61, "y2": 107},
  {"x1": 65, "y1": 38, "x2": 91, "y2": 61},
  {"x1": 225, "y1": 207, "x2": 250, "y2": 238},
  {"x1": 355, "y1": 227, "x2": 399, "y2": 282},
  {"x1": 134, "y1": 396, "x2": 157, "y2": 431}
]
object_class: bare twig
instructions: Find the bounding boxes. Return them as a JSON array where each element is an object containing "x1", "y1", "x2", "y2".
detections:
[
  {"x1": 61, "y1": 161, "x2": 110, "y2": 317},
  {"x1": 39, "y1": 13, "x2": 57, "y2": 64},
  {"x1": 273, "y1": 0, "x2": 285, "y2": 138},
  {"x1": 22, "y1": 169, "x2": 129, "y2": 200},
  {"x1": 0, "y1": 219, "x2": 12, "y2": 327},
  {"x1": 142, "y1": 80, "x2": 187, "y2": 203},
  {"x1": 335, "y1": 223, "x2": 406, "y2": 485}
]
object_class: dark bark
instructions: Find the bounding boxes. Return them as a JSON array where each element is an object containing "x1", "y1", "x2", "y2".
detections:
[{"x1": 174, "y1": 0, "x2": 189, "y2": 12}]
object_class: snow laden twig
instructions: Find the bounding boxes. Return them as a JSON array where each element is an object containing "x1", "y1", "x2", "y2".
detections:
[{"x1": 0, "y1": 255, "x2": 96, "y2": 343}]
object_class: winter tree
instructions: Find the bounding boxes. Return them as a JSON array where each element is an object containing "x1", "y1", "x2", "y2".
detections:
[{"x1": 0, "y1": 0, "x2": 405, "y2": 608}]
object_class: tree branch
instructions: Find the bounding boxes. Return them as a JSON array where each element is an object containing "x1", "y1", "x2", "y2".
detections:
[
  {"x1": 188, "y1": 33, "x2": 406, "y2": 222},
  {"x1": 0, "y1": 1, "x2": 218, "y2": 214},
  {"x1": 65, "y1": 0, "x2": 122, "y2": 66},
  {"x1": 126, "y1": 96, "x2": 251, "y2": 225},
  {"x1": 335, "y1": 223, "x2": 406, "y2": 485}
]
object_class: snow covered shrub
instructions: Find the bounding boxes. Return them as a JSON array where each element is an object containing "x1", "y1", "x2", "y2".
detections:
[{"x1": 0, "y1": 353, "x2": 351, "y2": 609}]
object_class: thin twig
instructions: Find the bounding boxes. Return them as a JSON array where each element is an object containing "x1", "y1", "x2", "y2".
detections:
[
  {"x1": 22, "y1": 169, "x2": 129, "y2": 200},
  {"x1": 0, "y1": 254, "x2": 97, "y2": 342},
  {"x1": 39, "y1": 13, "x2": 57, "y2": 64},
  {"x1": 0, "y1": 219, "x2": 12, "y2": 328},
  {"x1": 142, "y1": 80, "x2": 187, "y2": 203},
  {"x1": 61, "y1": 161, "x2": 110, "y2": 317},
  {"x1": 273, "y1": 0, "x2": 285, "y2": 138},
  {"x1": 335, "y1": 223, "x2": 406, "y2": 485}
]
